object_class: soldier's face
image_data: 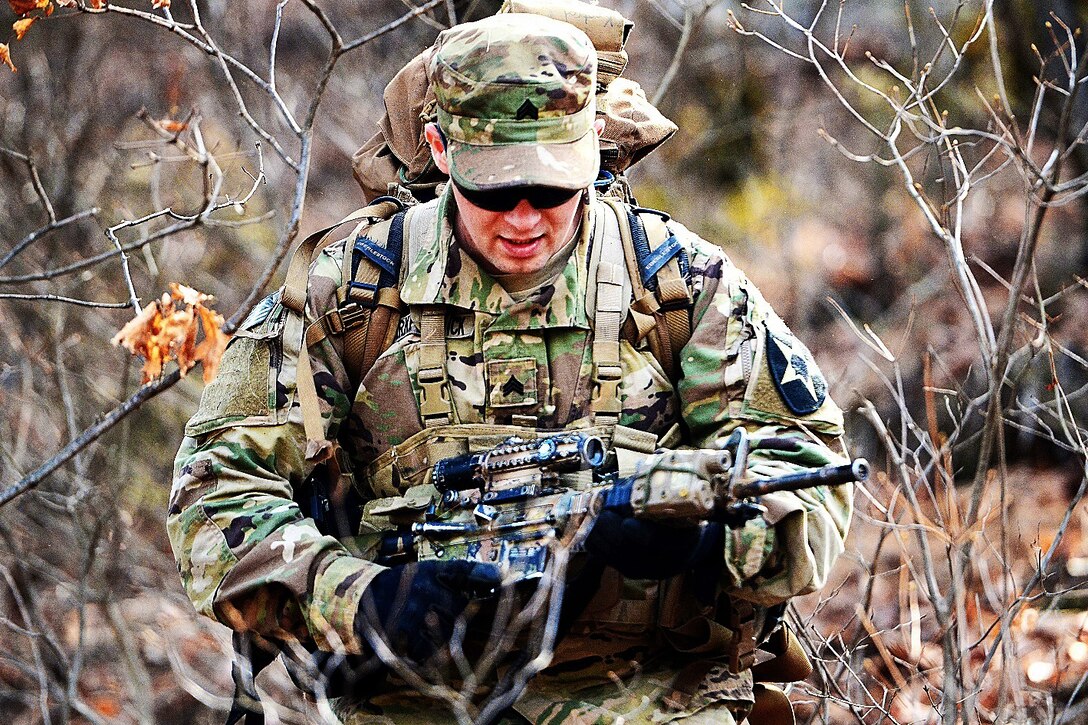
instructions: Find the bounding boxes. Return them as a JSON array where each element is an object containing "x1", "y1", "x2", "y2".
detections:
[
  {"x1": 425, "y1": 121, "x2": 603, "y2": 276},
  {"x1": 449, "y1": 185, "x2": 583, "y2": 275}
]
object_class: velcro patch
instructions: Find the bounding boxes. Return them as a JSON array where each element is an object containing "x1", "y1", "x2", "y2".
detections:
[
  {"x1": 487, "y1": 357, "x2": 538, "y2": 408},
  {"x1": 765, "y1": 326, "x2": 827, "y2": 416}
]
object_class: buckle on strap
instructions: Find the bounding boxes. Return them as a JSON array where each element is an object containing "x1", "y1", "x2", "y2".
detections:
[
  {"x1": 325, "y1": 300, "x2": 371, "y2": 336},
  {"x1": 596, "y1": 363, "x2": 622, "y2": 382},
  {"x1": 592, "y1": 363, "x2": 623, "y2": 416},
  {"x1": 417, "y1": 365, "x2": 451, "y2": 425},
  {"x1": 417, "y1": 365, "x2": 445, "y2": 384}
]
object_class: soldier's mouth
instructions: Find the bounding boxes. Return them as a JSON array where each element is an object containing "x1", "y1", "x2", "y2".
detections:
[{"x1": 498, "y1": 235, "x2": 544, "y2": 258}]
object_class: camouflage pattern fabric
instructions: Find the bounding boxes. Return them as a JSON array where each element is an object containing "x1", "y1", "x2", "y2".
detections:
[
  {"x1": 333, "y1": 656, "x2": 745, "y2": 724},
  {"x1": 169, "y1": 189, "x2": 852, "y2": 721},
  {"x1": 428, "y1": 14, "x2": 600, "y2": 191}
]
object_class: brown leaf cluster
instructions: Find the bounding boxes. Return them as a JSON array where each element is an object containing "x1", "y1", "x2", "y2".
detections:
[
  {"x1": 111, "y1": 283, "x2": 229, "y2": 384},
  {"x1": 0, "y1": 43, "x2": 13, "y2": 72},
  {"x1": 8, "y1": 0, "x2": 50, "y2": 15},
  {"x1": 12, "y1": 17, "x2": 34, "y2": 39}
]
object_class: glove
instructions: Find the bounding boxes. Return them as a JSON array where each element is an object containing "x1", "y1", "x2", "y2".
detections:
[
  {"x1": 356, "y1": 560, "x2": 502, "y2": 663},
  {"x1": 584, "y1": 510, "x2": 724, "y2": 580}
]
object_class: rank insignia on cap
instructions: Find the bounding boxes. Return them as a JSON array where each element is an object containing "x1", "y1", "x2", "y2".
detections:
[{"x1": 765, "y1": 325, "x2": 827, "y2": 416}]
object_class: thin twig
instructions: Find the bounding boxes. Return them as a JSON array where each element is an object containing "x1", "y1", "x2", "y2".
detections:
[{"x1": 0, "y1": 369, "x2": 182, "y2": 507}]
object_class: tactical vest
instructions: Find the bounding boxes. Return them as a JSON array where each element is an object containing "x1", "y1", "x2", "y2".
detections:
[{"x1": 282, "y1": 191, "x2": 694, "y2": 473}]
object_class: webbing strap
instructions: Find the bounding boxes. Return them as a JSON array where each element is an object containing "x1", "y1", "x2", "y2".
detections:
[
  {"x1": 297, "y1": 322, "x2": 333, "y2": 464},
  {"x1": 359, "y1": 212, "x2": 408, "y2": 379},
  {"x1": 600, "y1": 198, "x2": 647, "y2": 310},
  {"x1": 338, "y1": 210, "x2": 412, "y2": 393},
  {"x1": 361, "y1": 287, "x2": 404, "y2": 378},
  {"x1": 639, "y1": 213, "x2": 692, "y2": 373},
  {"x1": 590, "y1": 203, "x2": 626, "y2": 425},
  {"x1": 288, "y1": 201, "x2": 402, "y2": 464},
  {"x1": 341, "y1": 230, "x2": 382, "y2": 379},
  {"x1": 727, "y1": 597, "x2": 758, "y2": 674},
  {"x1": 417, "y1": 307, "x2": 452, "y2": 427},
  {"x1": 281, "y1": 198, "x2": 401, "y2": 315},
  {"x1": 625, "y1": 206, "x2": 658, "y2": 291},
  {"x1": 600, "y1": 198, "x2": 693, "y2": 381}
]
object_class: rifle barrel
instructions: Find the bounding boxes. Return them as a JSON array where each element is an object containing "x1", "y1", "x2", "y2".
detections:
[{"x1": 733, "y1": 458, "x2": 868, "y2": 498}]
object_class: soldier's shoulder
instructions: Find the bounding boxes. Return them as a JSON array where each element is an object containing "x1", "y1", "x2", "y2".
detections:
[
  {"x1": 313, "y1": 197, "x2": 441, "y2": 283},
  {"x1": 628, "y1": 207, "x2": 745, "y2": 287}
]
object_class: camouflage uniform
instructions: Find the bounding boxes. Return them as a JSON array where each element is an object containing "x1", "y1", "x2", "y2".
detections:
[{"x1": 169, "y1": 14, "x2": 851, "y2": 725}]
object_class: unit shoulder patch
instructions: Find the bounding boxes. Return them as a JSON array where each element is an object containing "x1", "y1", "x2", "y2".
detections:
[{"x1": 765, "y1": 322, "x2": 827, "y2": 416}]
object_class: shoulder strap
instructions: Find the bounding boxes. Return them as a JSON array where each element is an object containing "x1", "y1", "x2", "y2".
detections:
[
  {"x1": 338, "y1": 209, "x2": 409, "y2": 387},
  {"x1": 289, "y1": 198, "x2": 405, "y2": 464},
  {"x1": 282, "y1": 197, "x2": 403, "y2": 315},
  {"x1": 637, "y1": 209, "x2": 692, "y2": 377},
  {"x1": 589, "y1": 206, "x2": 626, "y2": 427},
  {"x1": 598, "y1": 198, "x2": 693, "y2": 381}
]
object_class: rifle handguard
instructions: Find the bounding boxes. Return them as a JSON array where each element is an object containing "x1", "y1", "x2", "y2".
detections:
[{"x1": 431, "y1": 433, "x2": 606, "y2": 493}]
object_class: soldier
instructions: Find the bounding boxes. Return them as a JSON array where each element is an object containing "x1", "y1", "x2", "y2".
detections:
[{"x1": 169, "y1": 12, "x2": 852, "y2": 725}]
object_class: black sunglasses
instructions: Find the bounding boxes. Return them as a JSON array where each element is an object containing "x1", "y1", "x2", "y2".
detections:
[{"x1": 454, "y1": 183, "x2": 581, "y2": 212}]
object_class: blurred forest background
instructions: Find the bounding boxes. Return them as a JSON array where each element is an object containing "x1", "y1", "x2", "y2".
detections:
[{"x1": 2, "y1": 0, "x2": 1088, "y2": 723}]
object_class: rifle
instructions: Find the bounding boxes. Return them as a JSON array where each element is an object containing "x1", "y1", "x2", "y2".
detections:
[{"x1": 375, "y1": 430, "x2": 868, "y2": 583}]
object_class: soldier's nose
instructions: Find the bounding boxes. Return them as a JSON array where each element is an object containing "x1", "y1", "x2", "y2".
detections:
[{"x1": 503, "y1": 199, "x2": 543, "y2": 231}]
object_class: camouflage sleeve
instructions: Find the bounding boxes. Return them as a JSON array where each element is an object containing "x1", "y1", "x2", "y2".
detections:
[
  {"x1": 673, "y1": 223, "x2": 853, "y2": 607},
  {"x1": 167, "y1": 238, "x2": 379, "y2": 654}
]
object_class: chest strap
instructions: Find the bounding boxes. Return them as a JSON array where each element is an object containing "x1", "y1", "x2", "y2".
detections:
[
  {"x1": 590, "y1": 200, "x2": 627, "y2": 426},
  {"x1": 417, "y1": 307, "x2": 454, "y2": 427}
]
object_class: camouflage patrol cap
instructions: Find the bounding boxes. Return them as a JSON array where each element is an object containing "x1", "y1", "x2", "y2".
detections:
[{"x1": 428, "y1": 13, "x2": 600, "y2": 192}]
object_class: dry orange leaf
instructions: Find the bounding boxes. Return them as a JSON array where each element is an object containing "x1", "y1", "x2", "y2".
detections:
[
  {"x1": 152, "y1": 0, "x2": 169, "y2": 7},
  {"x1": 0, "y1": 44, "x2": 14, "y2": 73},
  {"x1": 87, "y1": 694, "x2": 122, "y2": 718},
  {"x1": 158, "y1": 118, "x2": 187, "y2": 133},
  {"x1": 13, "y1": 17, "x2": 35, "y2": 39},
  {"x1": 7, "y1": 0, "x2": 50, "y2": 16},
  {"x1": 111, "y1": 283, "x2": 230, "y2": 384}
]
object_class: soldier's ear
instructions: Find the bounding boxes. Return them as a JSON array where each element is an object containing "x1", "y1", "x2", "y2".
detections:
[
  {"x1": 424, "y1": 123, "x2": 450, "y2": 175},
  {"x1": 593, "y1": 118, "x2": 606, "y2": 137}
]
